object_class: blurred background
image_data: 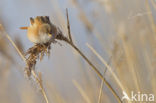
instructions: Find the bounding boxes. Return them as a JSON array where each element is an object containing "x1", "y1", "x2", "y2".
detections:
[{"x1": 0, "y1": 0, "x2": 156, "y2": 103}]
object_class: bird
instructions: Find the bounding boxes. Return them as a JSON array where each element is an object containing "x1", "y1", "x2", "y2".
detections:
[{"x1": 20, "y1": 16, "x2": 57, "y2": 44}]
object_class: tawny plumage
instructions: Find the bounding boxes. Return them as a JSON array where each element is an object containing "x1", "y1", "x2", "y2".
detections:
[{"x1": 20, "y1": 16, "x2": 57, "y2": 44}]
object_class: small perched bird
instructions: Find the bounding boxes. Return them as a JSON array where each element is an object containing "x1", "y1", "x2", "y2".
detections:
[{"x1": 20, "y1": 16, "x2": 57, "y2": 44}]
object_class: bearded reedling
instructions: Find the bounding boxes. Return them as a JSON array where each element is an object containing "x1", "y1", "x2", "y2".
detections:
[
  {"x1": 20, "y1": 16, "x2": 57, "y2": 44},
  {"x1": 20, "y1": 16, "x2": 60, "y2": 76}
]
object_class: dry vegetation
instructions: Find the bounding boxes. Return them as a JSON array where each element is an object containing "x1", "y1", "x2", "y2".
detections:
[{"x1": 0, "y1": 0, "x2": 156, "y2": 103}]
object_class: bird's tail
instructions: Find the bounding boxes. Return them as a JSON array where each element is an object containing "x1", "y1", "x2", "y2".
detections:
[{"x1": 20, "y1": 27, "x2": 28, "y2": 30}]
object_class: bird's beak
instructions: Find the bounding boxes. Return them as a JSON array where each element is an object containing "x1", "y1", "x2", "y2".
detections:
[
  {"x1": 48, "y1": 33, "x2": 52, "y2": 37},
  {"x1": 20, "y1": 27, "x2": 28, "y2": 30}
]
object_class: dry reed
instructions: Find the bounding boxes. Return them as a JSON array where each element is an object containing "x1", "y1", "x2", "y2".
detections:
[{"x1": 19, "y1": 10, "x2": 121, "y2": 102}]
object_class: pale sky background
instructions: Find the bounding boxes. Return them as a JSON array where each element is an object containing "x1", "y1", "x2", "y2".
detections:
[
  {"x1": 0, "y1": 0, "x2": 110, "y2": 99},
  {"x1": 1, "y1": 0, "x2": 154, "y2": 103}
]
